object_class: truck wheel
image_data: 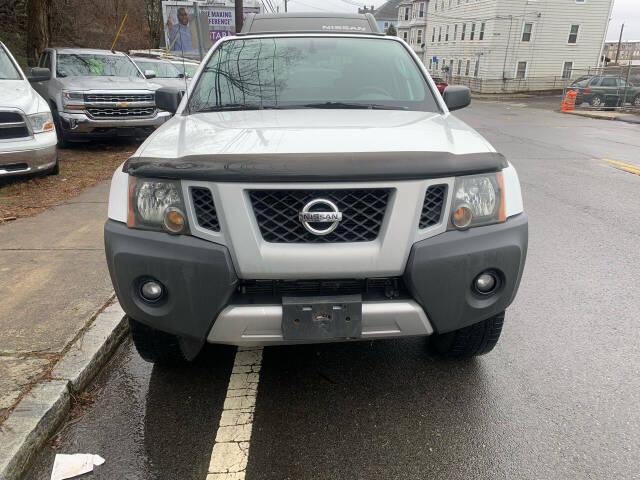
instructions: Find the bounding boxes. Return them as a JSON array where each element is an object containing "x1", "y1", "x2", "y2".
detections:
[
  {"x1": 633, "y1": 95, "x2": 640, "y2": 107},
  {"x1": 429, "y1": 311, "x2": 505, "y2": 358},
  {"x1": 48, "y1": 158, "x2": 60, "y2": 176},
  {"x1": 129, "y1": 317, "x2": 203, "y2": 364},
  {"x1": 51, "y1": 106, "x2": 68, "y2": 148}
]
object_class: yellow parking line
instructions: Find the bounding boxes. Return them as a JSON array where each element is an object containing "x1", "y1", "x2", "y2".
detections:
[{"x1": 602, "y1": 158, "x2": 640, "y2": 173}]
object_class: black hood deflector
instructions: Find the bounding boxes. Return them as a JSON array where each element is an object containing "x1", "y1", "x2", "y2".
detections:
[{"x1": 124, "y1": 151, "x2": 508, "y2": 182}]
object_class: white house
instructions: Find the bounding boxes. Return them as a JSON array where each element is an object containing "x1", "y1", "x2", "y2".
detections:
[
  {"x1": 397, "y1": 1, "x2": 429, "y2": 54},
  {"x1": 423, "y1": 0, "x2": 614, "y2": 93}
]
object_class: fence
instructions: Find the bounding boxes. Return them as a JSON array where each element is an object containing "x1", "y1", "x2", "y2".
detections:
[{"x1": 561, "y1": 65, "x2": 640, "y2": 112}]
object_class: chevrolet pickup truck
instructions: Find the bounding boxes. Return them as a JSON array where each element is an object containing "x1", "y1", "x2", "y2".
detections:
[
  {"x1": 30, "y1": 48, "x2": 170, "y2": 146},
  {"x1": 105, "y1": 13, "x2": 528, "y2": 364},
  {"x1": 0, "y1": 40, "x2": 58, "y2": 177}
]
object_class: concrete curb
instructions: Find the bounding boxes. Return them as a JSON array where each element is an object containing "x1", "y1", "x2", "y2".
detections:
[{"x1": 0, "y1": 300, "x2": 128, "y2": 480}]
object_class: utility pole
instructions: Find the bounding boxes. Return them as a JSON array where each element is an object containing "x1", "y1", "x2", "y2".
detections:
[
  {"x1": 284, "y1": 0, "x2": 288, "y2": 12},
  {"x1": 235, "y1": 0, "x2": 244, "y2": 33},
  {"x1": 615, "y1": 23, "x2": 624, "y2": 64}
]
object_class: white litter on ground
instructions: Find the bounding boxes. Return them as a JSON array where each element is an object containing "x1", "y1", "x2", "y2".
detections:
[{"x1": 50, "y1": 453, "x2": 105, "y2": 480}]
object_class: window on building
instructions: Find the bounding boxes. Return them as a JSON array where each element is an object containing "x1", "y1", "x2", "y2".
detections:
[
  {"x1": 438, "y1": 26, "x2": 442, "y2": 42},
  {"x1": 419, "y1": 2, "x2": 425, "y2": 17},
  {"x1": 403, "y1": 31, "x2": 408, "y2": 40},
  {"x1": 462, "y1": 23, "x2": 466, "y2": 40},
  {"x1": 432, "y1": 27, "x2": 436, "y2": 42},
  {"x1": 480, "y1": 22, "x2": 486, "y2": 40},
  {"x1": 470, "y1": 23, "x2": 476, "y2": 40},
  {"x1": 474, "y1": 58, "x2": 479, "y2": 77},
  {"x1": 449, "y1": 59, "x2": 454, "y2": 74},
  {"x1": 457, "y1": 59, "x2": 462, "y2": 75},
  {"x1": 417, "y1": 29, "x2": 423, "y2": 45},
  {"x1": 522, "y1": 23, "x2": 533, "y2": 42},
  {"x1": 562, "y1": 61, "x2": 573, "y2": 79},
  {"x1": 568, "y1": 25, "x2": 580, "y2": 44},
  {"x1": 384, "y1": 22, "x2": 389, "y2": 28},
  {"x1": 454, "y1": 24, "x2": 458, "y2": 40},
  {"x1": 465, "y1": 59, "x2": 471, "y2": 76},
  {"x1": 446, "y1": 25, "x2": 450, "y2": 42},
  {"x1": 430, "y1": 59, "x2": 433, "y2": 69},
  {"x1": 434, "y1": 1, "x2": 437, "y2": 10},
  {"x1": 404, "y1": 7, "x2": 410, "y2": 20},
  {"x1": 516, "y1": 61, "x2": 527, "y2": 79}
]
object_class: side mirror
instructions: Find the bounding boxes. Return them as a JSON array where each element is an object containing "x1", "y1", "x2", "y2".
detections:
[
  {"x1": 156, "y1": 87, "x2": 183, "y2": 113},
  {"x1": 443, "y1": 85, "x2": 471, "y2": 111},
  {"x1": 177, "y1": 72, "x2": 185, "y2": 79},
  {"x1": 144, "y1": 69, "x2": 156, "y2": 79},
  {"x1": 28, "y1": 67, "x2": 51, "y2": 83}
]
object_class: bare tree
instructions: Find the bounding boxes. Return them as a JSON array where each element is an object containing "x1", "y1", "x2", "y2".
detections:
[
  {"x1": 26, "y1": 0, "x2": 53, "y2": 65},
  {"x1": 144, "y1": 0, "x2": 163, "y2": 48}
]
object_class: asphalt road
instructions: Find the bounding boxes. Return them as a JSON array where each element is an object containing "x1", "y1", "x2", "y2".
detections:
[{"x1": 24, "y1": 98, "x2": 640, "y2": 480}]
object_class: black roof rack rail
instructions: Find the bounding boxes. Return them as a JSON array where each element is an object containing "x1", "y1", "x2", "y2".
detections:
[{"x1": 239, "y1": 13, "x2": 383, "y2": 36}]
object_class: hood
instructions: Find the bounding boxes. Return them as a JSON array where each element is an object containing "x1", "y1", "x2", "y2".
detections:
[
  {"x1": 140, "y1": 109, "x2": 495, "y2": 158},
  {"x1": 0, "y1": 80, "x2": 48, "y2": 114},
  {"x1": 59, "y1": 76, "x2": 153, "y2": 91},
  {"x1": 127, "y1": 110, "x2": 504, "y2": 182},
  {"x1": 145, "y1": 78, "x2": 189, "y2": 90}
]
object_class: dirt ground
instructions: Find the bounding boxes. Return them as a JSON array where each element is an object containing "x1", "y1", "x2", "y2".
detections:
[{"x1": 0, "y1": 141, "x2": 138, "y2": 223}]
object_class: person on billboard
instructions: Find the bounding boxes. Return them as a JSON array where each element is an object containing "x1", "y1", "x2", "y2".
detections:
[{"x1": 167, "y1": 7, "x2": 196, "y2": 52}]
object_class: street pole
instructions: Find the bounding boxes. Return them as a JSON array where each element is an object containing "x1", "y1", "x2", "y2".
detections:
[
  {"x1": 236, "y1": 0, "x2": 244, "y2": 33},
  {"x1": 285, "y1": 0, "x2": 288, "y2": 12},
  {"x1": 615, "y1": 23, "x2": 624, "y2": 64}
]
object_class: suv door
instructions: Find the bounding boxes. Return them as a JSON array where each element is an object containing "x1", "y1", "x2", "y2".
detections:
[{"x1": 598, "y1": 77, "x2": 620, "y2": 107}]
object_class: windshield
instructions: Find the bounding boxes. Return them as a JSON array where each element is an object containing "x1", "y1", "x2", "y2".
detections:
[
  {"x1": 56, "y1": 53, "x2": 142, "y2": 78},
  {"x1": 188, "y1": 37, "x2": 439, "y2": 112},
  {"x1": 174, "y1": 63, "x2": 199, "y2": 78},
  {"x1": 135, "y1": 60, "x2": 181, "y2": 78},
  {"x1": 0, "y1": 45, "x2": 21, "y2": 80}
]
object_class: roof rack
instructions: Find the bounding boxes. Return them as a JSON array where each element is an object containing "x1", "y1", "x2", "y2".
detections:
[{"x1": 239, "y1": 13, "x2": 383, "y2": 36}]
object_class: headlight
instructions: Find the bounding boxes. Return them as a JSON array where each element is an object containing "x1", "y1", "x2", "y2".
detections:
[
  {"x1": 27, "y1": 112, "x2": 55, "y2": 133},
  {"x1": 61, "y1": 91, "x2": 85, "y2": 111},
  {"x1": 127, "y1": 177, "x2": 189, "y2": 234},
  {"x1": 449, "y1": 172, "x2": 505, "y2": 230}
]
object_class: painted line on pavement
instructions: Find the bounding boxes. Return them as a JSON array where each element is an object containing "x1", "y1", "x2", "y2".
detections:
[
  {"x1": 207, "y1": 346, "x2": 263, "y2": 480},
  {"x1": 601, "y1": 158, "x2": 640, "y2": 175}
]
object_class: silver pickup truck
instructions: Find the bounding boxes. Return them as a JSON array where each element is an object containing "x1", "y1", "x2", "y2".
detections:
[{"x1": 30, "y1": 48, "x2": 170, "y2": 146}]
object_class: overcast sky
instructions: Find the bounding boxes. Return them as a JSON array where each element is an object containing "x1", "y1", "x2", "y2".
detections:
[{"x1": 280, "y1": 0, "x2": 638, "y2": 42}]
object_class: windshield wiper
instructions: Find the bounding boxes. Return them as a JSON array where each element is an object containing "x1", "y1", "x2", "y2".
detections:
[
  {"x1": 300, "y1": 102, "x2": 408, "y2": 110},
  {"x1": 197, "y1": 103, "x2": 264, "y2": 112}
]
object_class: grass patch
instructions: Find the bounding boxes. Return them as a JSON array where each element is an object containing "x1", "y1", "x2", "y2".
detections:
[{"x1": 0, "y1": 140, "x2": 137, "y2": 223}]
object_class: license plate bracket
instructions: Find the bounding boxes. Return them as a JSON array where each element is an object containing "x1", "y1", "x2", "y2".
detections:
[{"x1": 282, "y1": 295, "x2": 362, "y2": 341}]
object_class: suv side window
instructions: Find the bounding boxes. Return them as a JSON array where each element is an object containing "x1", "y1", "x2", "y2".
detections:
[
  {"x1": 589, "y1": 77, "x2": 601, "y2": 87},
  {"x1": 39, "y1": 52, "x2": 51, "y2": 70},
  {"x1": 601, "y1": 78, "x2": 617, "y2": 87}
]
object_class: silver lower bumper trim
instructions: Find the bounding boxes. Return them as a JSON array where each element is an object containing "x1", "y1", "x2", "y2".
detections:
[
  {"x1": 0, "y1": 145, "x2": 57, "y2": 177},
  {"x1": 207, "y1": 300, "x2": 433, "y2": 346}
]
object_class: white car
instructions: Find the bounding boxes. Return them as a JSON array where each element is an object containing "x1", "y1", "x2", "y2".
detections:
[
  {"x1": 0, "y1": 41, "x2": 58, "y2": 177},
  {"x1": 105, "y1": 13, "x2": 528, "y2": 364}
]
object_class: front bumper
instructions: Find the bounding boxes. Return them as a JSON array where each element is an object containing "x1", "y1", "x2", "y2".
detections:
[
  {"x1": 59, "y1": 110, "x2": 171, "y2": 138},
  {"x1": 105, "y1": 214, "x2": 528, "y2": 345},
  {"x1": 0, "y1": 143, "x2": 57, "y2": 177}
]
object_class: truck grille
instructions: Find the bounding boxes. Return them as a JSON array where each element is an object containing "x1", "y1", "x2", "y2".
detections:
[
  {"x1": 84, "y1": 93, "x2": 154, "y2": 102},
  {"x1": 249, "y1": 189, "x2": 390, "y2": 243},
  {"x1": 238, "y1": 277, "x2": 407, "y2": 299},
  {"x1": 191, "y1": 187, "x2": 220, "y2": 232},
  {"x1": 0, "y1": 111, "x2": 29, "y2": 140},
  {"x1": 86, "y1": 107, "x2": 156, "y2": 118},
  {"x1": 419, "y1": 185, "x2": 447, "y2": 229}
]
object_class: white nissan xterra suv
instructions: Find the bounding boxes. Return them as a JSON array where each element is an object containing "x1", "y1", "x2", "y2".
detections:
[{"x1": 105, "y1": 13, "x2": 528, "y2": 364}]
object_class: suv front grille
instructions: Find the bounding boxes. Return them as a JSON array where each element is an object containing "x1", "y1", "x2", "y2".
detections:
[
  {"x1": 84, "y1": 93, "x2": 154, "y2": 102},
  {"x1": 0, "y1": 111, "x2": 29, "y2": 140},
  {"x1": 86, "y1": 107, "x2": 156, "y2": 118},
  {"x1": 249, "y1": 189, "x2": 390, "y2": 243},
  {"x1": 419, "y1": 185, "x2": 447, "y2": 229},
  {"x1": 191, "y1": 187, "x2": 220, "y2": 232}
]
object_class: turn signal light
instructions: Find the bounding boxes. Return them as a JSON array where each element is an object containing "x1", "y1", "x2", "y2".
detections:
[
  {"x1": 163, "y1": 208, "x2": 186, "y2": 233},
  {"x1": 452, "y1": 205, "x2": 473, "y2": 229}
]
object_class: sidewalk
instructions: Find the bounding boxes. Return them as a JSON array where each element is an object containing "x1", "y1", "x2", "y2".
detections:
[{"x1": 561, "y1": 109, "x2": 640, "y2": 124}]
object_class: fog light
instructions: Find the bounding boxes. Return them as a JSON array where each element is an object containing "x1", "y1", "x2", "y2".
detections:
[
  {"x1": 140, "y1": 280, "x2": 164, "y2": 302},
  {"x1": 452, "y1": 205, "x2": 473, "y2": 229},
  {"x1": 474, "y1": 272, "x2": 497, "y2": 294},
  {"x1": 163, "y1": 208, "x2": 185, "y2": 233}
]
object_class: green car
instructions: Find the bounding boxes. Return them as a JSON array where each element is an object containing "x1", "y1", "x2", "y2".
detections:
[{"x1": 575, "y1": 75, "x2": 640, "y2": 109}]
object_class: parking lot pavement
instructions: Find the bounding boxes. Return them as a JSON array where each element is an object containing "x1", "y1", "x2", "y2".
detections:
[{"x1": 23, "y1": 97, "x2": 640, "y2": 480}]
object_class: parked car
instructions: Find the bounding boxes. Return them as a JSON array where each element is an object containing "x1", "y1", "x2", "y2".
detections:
[
  {"x1": 574, "y1": 75, "x2": 640, "y2": 108},
  {"x1": 569, "y1": 74, "x2": 593, "y2": 88},
  {"x1": 105, "y1": 13, "x2": 528, "y2": 364},
  {"x1": 169, "y1": 59, "x2": 199, "y2": 79},
  {"x1": 130, "y1": 57, "x2": 190, "y2": 89},
  {"x1": 29, "y1": 48, "x2": 171, "y2": 147},
  {"x1": 0, "y1": 40, "x2": 58, "y2": 177},
  {"x1": 431, "y1": 76, "x2": 448, "y2": 94}
]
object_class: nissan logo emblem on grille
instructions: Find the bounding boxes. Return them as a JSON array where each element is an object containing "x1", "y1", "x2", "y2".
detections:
[{"x1": 299, "y1": 199, "x2": 343, "y2": 235}]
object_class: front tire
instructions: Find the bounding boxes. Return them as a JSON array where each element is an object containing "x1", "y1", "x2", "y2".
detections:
[
  {"x1": 633, "y1": 95, "x2": 640, "y2": 108},
  {"x1": 429, "y1": 311, "x2": 505, "y2": 358},
  {"x1": 590, "y1": 95, "x2": 604, "y2": 109},
  {"x1": 129, "y1": 317, "x2": 203, "y2": 365},
  {"x1": 51, "y1": 105, "x2": 69, "y2": 148},
  {"x1": 48, "y1": 158, "x2": 60, "y2": 175}
]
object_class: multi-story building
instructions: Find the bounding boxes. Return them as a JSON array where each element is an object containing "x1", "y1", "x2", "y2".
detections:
[
  {"x1": 424, "y1": 0, "x2": 614, "y2": 93},
  {"x1": 603, "y1": 41, "x2": 640, "y2": 66},
  {"x1": 374, "y1": 0, "x2": 404, "y2": 34},
  {"x1": 397, "y1": 1, "x2": 428, "y2": 54}
]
